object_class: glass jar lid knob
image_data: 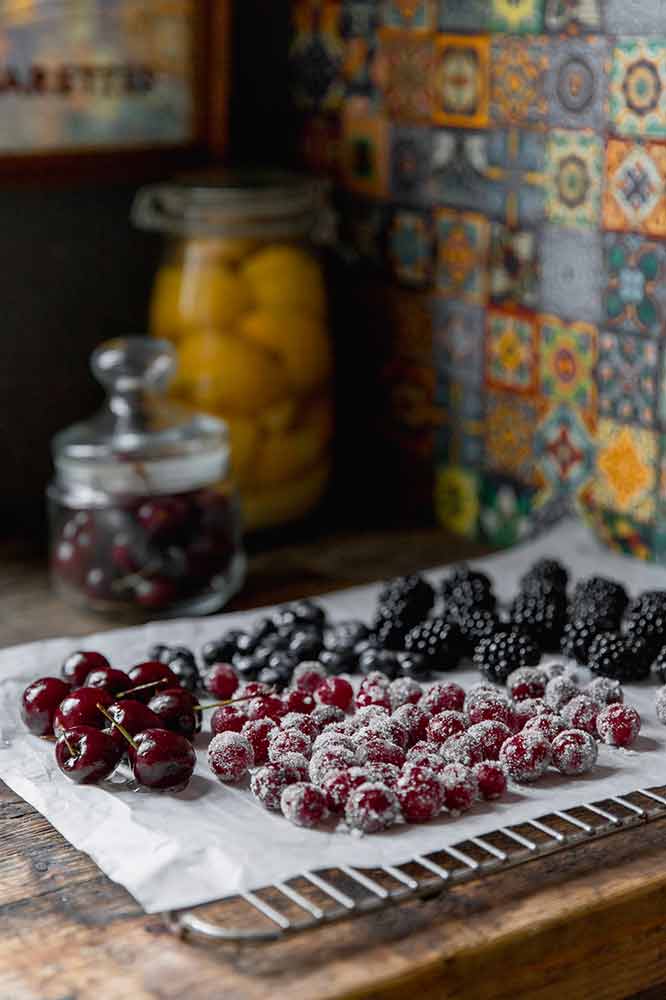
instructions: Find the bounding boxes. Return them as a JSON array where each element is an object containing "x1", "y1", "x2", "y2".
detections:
[{"x1": 92, "y1": 337, "x2": 176, "y2": 395}]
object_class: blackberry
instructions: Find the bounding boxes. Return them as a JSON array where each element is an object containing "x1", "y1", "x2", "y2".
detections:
[
  {"x1": 376, "y1": 574, "x2": 435, "y2": 622},
  {"x1": 396, "y1": 651, "x2": 431, "y2": 680},
  {"x1": 588, "y1": 631, "x2": 652, "y2": 682},
  {"x1": 654, "y1": 647, "x2": 666, "y2": 684},
  {"x1": 473, "y1": 629, "x2": 541, "y2": 684},
  {"x1": 201, "y1": 632, "x2": 244, "y2": 667},
  {"x1": 571, "y1": 576, "x2": 627, "y2": 629},
  {"x1": 441, "y1": 565, "x2": 496, "y2": 616},
  {"x1": 287, "y1": 628, "x2": 324, "y2": 661},
  {"x1": 271, "y1": 600, "x2": 327, "y2": 631},
  {"x1": 358, "y1": 648, "x2": 401, "y2": 679},
  {"x1": 319, "y1": 648, "x2": 358, "y2": 675},
  {"x1": 372, "y1": 609, "x2": 415, "y2": 651},
  {"x1": 624, "y1": 591, "x2": 666, "y2": 655},
  {"x1": 447, "y1": 607, "x2": 502, "y2": 656},
  {"x1": 561, "y1": 618, "x2": 611, "y2": 665},
  {"x1": 323, "y1": 620, "x2": 370, "y2": 652},
  {"x1": 519, "y1": 557, "x2": 568, "y2": 595},
  {"x1": 149, "y1": 644, "x2": 200, "y2": 692},
  {"x1": 403, "y1": 618, "x2": 465, "y2": 670},
  {"x1": 509, "y1": 592, "x2": 567, "y2": 652}
]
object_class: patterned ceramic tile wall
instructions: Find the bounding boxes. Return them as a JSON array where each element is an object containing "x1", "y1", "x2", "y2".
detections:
[{"x1": 291, "y1": 0, "x2": 666, "y2": 559}]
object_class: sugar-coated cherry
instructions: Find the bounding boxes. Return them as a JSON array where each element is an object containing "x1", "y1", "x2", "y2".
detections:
[
  {"x1": 127, "y1": 661, "x2": 178, "y2": 700},
  {"x1": 522, "y1": 713, "x2": 566, "y2": 742},
  {"x1": 512, "y1": 698, "x2": 553, "y2": 732},
  {"x1": 467, "y1": 693, "x2": 514, "y2": 729},
  {"x1": 246, "y1": 694, "x2": 286, "y2": 723},
  {"x1": 466, "y1": 720, "x2": 512, "y2": 761},
  {"x1": 310, "y1": 704, "x2": 346, "y2": 730},
  {"x1": 364, "y1": 761, "x2": 401, "y2": 787},
  {"x1": 148, "y1": 688, "x2": 200, "y2": 738},
  {"x1": 84, "y1": 667, "x2": 131, "y2": 697},
  {"x1": 441, "y1": 731, "x2": 485, "y2": 767},
  {"x1": 440, "y1": 762, "x2": 478, "y2": 812},
  {"x1": 358, "y1": 736, "x2": 405, "y2": 768},
  {"x1": 208, "y1": 731, "x2": 254, "y2": 782},
  {"x1": 506, "y1": 667, "x2": 547, "y2": 702},
  {"x1": 320, "y1": 767, "x2": 371, "y2": 813},
  {"x1": 129, "y1": 728, "x2": 196, "y2": 791},
  {"x1": 420, "y1": 681, "x2": 465, "y2": 715},
  {"x1": 251, "y1": 761, "x2": 307, "y2": 811},
  {"x1": 345, "y1": 782, "x2": 400, "y2": 833},
  {"x1": 21, "y1": 677, "x2": 71, "y2": 736},
  {"x1": 211, "y1": 704, "x2": 247, "y2": 735},
  {"x1": 281, "y1": 711, "x2": 319, "y2": 742},
  {"x1": 397, "y1": 765, "x2": 444, "y2": 822},
  {"x1": 291, "y1": 662, "x2": 327, "y2": 693},
  {"x1": 499, "y1": 731, "x2": 552, "y2": 783},
  {"x1": 135, "y1": 576, "x2": 178, "y2": 610},
  {"x1": 204, "y1": 662, "x2": 238, "y2": 700},
  {"x1": 281, "y1": 782, "x2": 327, "y2": 828},
  {"x1": 551, "y1": 729, "x2": 598, "y2": 775},
  {"x1": 309, "y1": 745, "x2": 357, "y2": 784},
  {"x1": 282, "y1": 688, "x2": 315, "y2": 715},
  {"x1": 55, "y1": 725, "x2": 123, "y2": 784},
  {"x1": 315, "y1": 676, "x2": 354, "y2": 712},
  {"x1": 62, "y1": 651, "x2": 110, "y2": 687},
  {"x1": 53, "y1": 687, "x2": 113, "y2": 737},
  {"x1": 392, "y1": 704, "x2": 431, "y2": 746},
  {"x1": 561, "y1": 695, "x2": 599, "y2": 736},
  {"x1": 427, "y1": 710, "x2": 466, "y2": 745},
  {"x1": 405, "y1": 741, "x2": 445, "y2": 773},
  {"x1": 388, "y1": 677, "x2": 422, "y2": 710},
  {"x1": 268, "y1": 728, "x2": 312, "y2": 761},
  {"x1": 355, "y1": 682, "x2": 391, "y2": 711},
  {"x1": 596, "y1": 704, "x2": 641, "y2": 747},
  {"x1": 473, "y1": 762, "x2": 507, "y2": 800},
  {"x1": 241, "y1": 717, "x2": 278, "y2": 763},
  {"x1": 240, "y1": 681, "x2": 271, "y2": 699},
  {"x1": 102, "y1": 700, "x2": 163, "y2": 751}
]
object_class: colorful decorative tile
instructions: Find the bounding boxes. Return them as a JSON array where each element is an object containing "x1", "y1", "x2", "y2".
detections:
[
  {"x1": 489, "y1": 224, "x2": 539, "y2": 309},
  {"x1": 489, "y1": 0, "x2": 543, "y2": 33},
  {"x1": 376, "y1": 28, "x2": 437, "y2": 122},
  {"x1": 603, "y1": 233, "x2": 666, "y2": 337},
  {"x1": 388, "y1": 208, "x2": 434, "y2": 285},
  {"x1": 382, "y1": 0, "x2": 437, "y2": 29},
  {"x1": 435, "y1": 465, "x2": 481, "y2": 537},
  {"x1": 539, "y1": 225, "x2": 602, "y2": 324},
  {"x1": 342, "y1": 0, "x2": 380, "y2": 39},
  {"x1": 340, "y1": 100, "x2": 390, "y2": 196},
  {"x1": 543, "y1": 0, "x2": 602, "y2": 34},
  {"x1": 604, "y1": 1, "x2": 666, "y2": 35},
  {"x1": 604, "y1": 140, "x2": 666, "y2": 238},
  {"x1": 582, "y1": 505, "x2": 655, "y2": 562},
  {"x1": 545, "y1": 129, "x2": 603, "y2": 229},
  {"x1": 291, "y1": 1, "x2": 346, "y2": 111},
  {"x1": 338, "y1": 193, "x2": 390, "y2": 267},
  {"x1": 546, "y1": 37, "x2": 608, "y2": 131},
  {"x1": 609, "y1": 40, "x2": 666, "y2": 140},
  {"x1": 431, "y1": 130, "x2": 494, "y2": 215},
  {"x1": 485, "y1": 128, "x2": 547, "y2": 227},
  {"x1": 436, "y1": 420, "x2": 485, "y2": 467},
  {"x1": 490, "y1": 37, "x2": 548, "y2": 127},
  {"x1": 478, "y1": 474, "x2": 537, "y2": 547},
  {"x1": 437, "y1": 0, "x2": 490, "y2": 32},
  {"x1": 535, "y1": 403, "x2": 595, "y2": 494},
  {"x1": 435, "y1": 207, "x2": 489, "y2": 304},
  {"x1": 433, "y1": 34, "x2": 490, "y2": 129},
  {"x1": 594, "y1": 420, "x2": 657, "y2": 523},
  {"x1": 389, "y1": 125, "x2": 434, "y2": 203},
  {"x1": 539, "y1": 314, "x2": 597, "y2": 411},
  {"x1": 485, "y1": 389, "x2": 538, "y2": 483},
  {"x1": 433, "y1": 300, "x2": 485, "y2": 384},
  {"x1": 485, "y1": 307, "x2": 539, "y2": 394},
  {"x1": 598, "y1": 330, "x2": 660, "y2": 427},
  {"x1": 342, "y1": 32, "x2": 380, "y2": 99}
]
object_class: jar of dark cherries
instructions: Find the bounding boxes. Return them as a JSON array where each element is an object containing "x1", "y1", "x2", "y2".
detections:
[{"x1": 48, "y1": 337, "x2": 245, "y2": 617}]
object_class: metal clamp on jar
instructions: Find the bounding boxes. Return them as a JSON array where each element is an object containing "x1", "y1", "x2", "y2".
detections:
[{"x1": 48, "y1": 337, "x2": 245, "y2": 617}]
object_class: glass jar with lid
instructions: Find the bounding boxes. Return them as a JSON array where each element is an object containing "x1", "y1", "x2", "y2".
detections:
[
  {"x1": 48, "y1": 337, "x2": 245, "y2": 617},
  {"x1": 132, "y1": 171, "x2": 333, "y2": 532}
]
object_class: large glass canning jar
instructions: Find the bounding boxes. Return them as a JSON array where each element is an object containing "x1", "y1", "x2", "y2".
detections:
[
  {"x1": 48, "y1": 338, "x2": 245, "y2": 618},
  {"x1": 132, "y1": 172, "x2": 333, "y2": 532}
]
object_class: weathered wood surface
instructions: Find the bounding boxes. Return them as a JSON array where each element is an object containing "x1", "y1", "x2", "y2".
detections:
[{"x1": 1, "y1": 530, "x2": 665, "y2": 1000}]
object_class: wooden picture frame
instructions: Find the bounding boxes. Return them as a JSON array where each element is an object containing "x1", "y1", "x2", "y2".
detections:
[{"x1": 0, "y1": 0, "x2": 231, "y2": 184}]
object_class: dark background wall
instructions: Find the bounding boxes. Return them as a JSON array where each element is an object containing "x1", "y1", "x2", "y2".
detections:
[{"x1": 0, "y1": 1, "x2": 294, "y2": 538}]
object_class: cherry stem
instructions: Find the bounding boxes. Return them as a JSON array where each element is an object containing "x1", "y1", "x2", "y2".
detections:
[
  {"x1": 117, "y1": 678, "x2": 169, "y2": 699},
  {"x1": 62, "y1": 733, "x2": 77, "y2": 758},
  {"x1": 97, "y1": 703, "x2": 138, "y2": 751},
  {"x1": 193, "y1": 689, "x2": 276, "y2": 712}
]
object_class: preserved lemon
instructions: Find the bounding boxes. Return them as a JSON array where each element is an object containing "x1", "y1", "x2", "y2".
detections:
[
  {"x1": 250, "y1": 399, "x2": 333, "y2": 487},
  {"x1": 242, "y1": 245, "x2": 326, "y2": 316},
  {"x1": 241, "y1": 308, "x2": 332, "y2": 393},
  {"x1": 243, "y1": 459, "x2": 330, "y2": 531}
]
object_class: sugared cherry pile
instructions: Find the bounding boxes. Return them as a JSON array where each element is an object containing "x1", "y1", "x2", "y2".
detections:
[
  {"x1": 19, "y1": 557, "x2": 662, "y2": 834},
  {"x1": 52, "y1": 488, "x2": 238, "y2": 613}
]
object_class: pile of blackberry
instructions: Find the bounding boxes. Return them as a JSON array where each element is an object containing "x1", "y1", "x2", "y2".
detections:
[
  {"x1": 473, "y1": 629, "x2": 541, "y2": 684},
  {"x1": 372, "y1": 574, "x2": 435, "y2": 650},
  {"x1": 624, "y1": 591, "x2": 666, "y2": 657},
  {"x1": 587, "y1": 632, "x2": 652, "y2": 682},
  {"x1": 441, "y1": 566, "x2": 496, "y2": 618}
]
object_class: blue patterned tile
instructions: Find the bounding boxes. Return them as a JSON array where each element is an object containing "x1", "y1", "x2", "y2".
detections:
[
  {"x1": 539, "y1": 225, "x2": 603, "y2": 324},
  {"x1": 389, "y1": 125, "x2": 434, "y2": 204}
]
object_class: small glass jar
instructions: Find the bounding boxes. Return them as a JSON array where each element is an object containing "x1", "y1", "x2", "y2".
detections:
[
  {"x1": 48, "y1": 337, "x2": 245, "y2": 617},
  {"x1": 132, "y1": 171, "x2": 333, "y2": 532}
]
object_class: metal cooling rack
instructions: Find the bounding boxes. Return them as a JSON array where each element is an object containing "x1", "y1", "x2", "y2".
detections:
[{"x1": 168, "y1": 783, "x2": 666, "y2": 944}]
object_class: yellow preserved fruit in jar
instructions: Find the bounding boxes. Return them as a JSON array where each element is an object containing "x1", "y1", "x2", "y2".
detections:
[{"x1": 134, "y1": 173, "x2": 333, "y2": 532}]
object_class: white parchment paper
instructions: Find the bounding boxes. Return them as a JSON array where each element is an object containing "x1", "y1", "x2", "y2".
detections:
[{"x1": 1, "y1": 519, "x2": 666, "y2": 914}]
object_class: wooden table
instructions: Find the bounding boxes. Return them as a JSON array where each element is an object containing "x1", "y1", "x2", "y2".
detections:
[{"x1": 2, "y1": 529, "x2": 666, "y2": 1000}]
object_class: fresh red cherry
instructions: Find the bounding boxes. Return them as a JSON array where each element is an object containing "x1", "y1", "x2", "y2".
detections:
[
  {"x1": 127, "y1": 661, "x2": 177, "y2": 701},
  {"x1": 85, "y1": 667, "x2": 131, "y2": 697},
  {"x1": 21, "y1": 677, "x2": 71, "y2": 736},
  {"x1": 53, "y1": 687, "x2": 113, "y2": 736},
  {"x1": 204, "y1": 662, "x2": 238, "y2": 700},
  {"x1": 61, "y1": 651, "x2": 110, "y2": 687},
  {"x1": 129, "y1": 728, "x2": 197, "y2": 791},
  {"x1": 101, "y1": 700, "x2": 163, "y2": 752},
  {"x1": 110, "y1": 536, "x2": 141, "y2": 573},
  {"x1": 147, "y1": 688, "x2": 200, "y2": 738},
  {"x1": 134, "y1": 577, "x2": 178, "y2": 610},
  {"x1": 55, "y1": 726, "x2": 123, "y2": 784},
  {"x1": 136, "y1": 498, "x2": 189, "y2": 539}
]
